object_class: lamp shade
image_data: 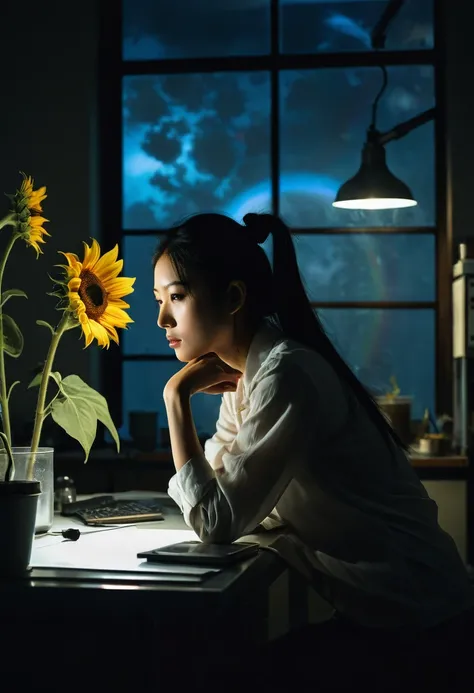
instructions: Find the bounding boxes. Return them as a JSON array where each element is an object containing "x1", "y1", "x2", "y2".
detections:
[{"x1": 332, "y1": 139, "x2": 417, "y2": 210}]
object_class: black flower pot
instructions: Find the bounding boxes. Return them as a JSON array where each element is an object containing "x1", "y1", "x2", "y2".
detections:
[{"x1": 0, "y1": 480, "x2": 41, "y2": 577}]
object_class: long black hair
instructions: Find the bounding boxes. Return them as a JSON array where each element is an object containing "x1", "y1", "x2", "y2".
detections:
[{"x1": 153, "y1": 212, "x2": 407, "y2": 453}]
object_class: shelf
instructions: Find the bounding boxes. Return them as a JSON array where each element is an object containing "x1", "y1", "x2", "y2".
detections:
[{"x1": 410, "y1": 454, "x2": 469, "y2": 468}]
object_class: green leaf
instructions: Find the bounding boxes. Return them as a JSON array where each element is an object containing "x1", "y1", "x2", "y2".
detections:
[
  {"x1": 50, "y1": 374, "x2": 120, "y2": 462},
  {"x1": 0, "y1": 314, "x2": 24, "y2": 358},
  {"x1": 60, "y1": 375, "x2": 120, "y2": 454},
  {"x1": 36, "y1": 320, "x2": 55, "y2": 335},
  {"x1": 28, "y1": 370, "x2": 62, "y2": 390},
  {"x1": 28, "y1": 373, "x2": 43, "y2": 389},
  {"x1": 0, "y1": 289, "x2": 27, "y2": 308},
  {"x1": 50, "y1": 371, "x2": 62, "y2": 386},
  {"x1": 51, "y1": 392, "x2": 97, "y2": 463}
]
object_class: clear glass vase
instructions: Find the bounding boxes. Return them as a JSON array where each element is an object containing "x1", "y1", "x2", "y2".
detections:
[{"x1": 0, "y1": 447, "x2": 54, "y2": 534}]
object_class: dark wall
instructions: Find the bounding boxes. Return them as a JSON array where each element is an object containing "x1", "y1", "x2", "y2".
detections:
[
  {"x1": 0, "y1": 0, "x2": 100, "y2": 433},
  {"x1": 445, "y1": 3, "x2": 474, "y2": 247}
]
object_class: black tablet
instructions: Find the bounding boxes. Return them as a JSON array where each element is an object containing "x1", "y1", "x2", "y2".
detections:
[{"x1": 137, "y1": 541, "x2": 259, "y2": 566}]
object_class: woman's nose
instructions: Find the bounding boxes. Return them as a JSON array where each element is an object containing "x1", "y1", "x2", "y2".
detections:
[{"x1": 157, "y1": 305, "x2": 175, "y2": 329}]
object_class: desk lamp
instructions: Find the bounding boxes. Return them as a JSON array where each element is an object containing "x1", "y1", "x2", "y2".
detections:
[{"x1": 332, "y1": 0, "x2": 435, "y2": 211}]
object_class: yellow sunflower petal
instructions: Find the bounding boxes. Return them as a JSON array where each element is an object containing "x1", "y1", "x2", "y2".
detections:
[
  {"x1": 80, "y1": 319, "x2": 94, "y2": 348},
  {"x1": 108, "y1": 298, "x2": 130, "y2": 309},
  {"x1": 99, "y1": 318, "x2": 120, "y2": 345},
  {"x1": 103, "y1": 304, "x2": 134, "y2": 326},
  {"x1": 20, "y1": 176, "x2": 33, "y2": 196},
  {"x1": 89, "y1": 320, "x2": 111, "y2": 348},
  {"x1": 16, "y1": 174, "x2": 48, "y2": 215},
  {"x1": 29, "y1": 186, "x2": 47, "y2": 212},
  {"x1": 58, "y1": 252, "x2": 82, "y2": 277},
  {"x1": 106, "y1": 277, "x2": 136, "y2": 298},
  {"x1": 95, "y1": 260, "x2": 124, "y2": 285},
  {"x1": 29, "y1": 242, "x2": 43, "y2": 257},
  {"x1": 28, "y1": 231, "x2": 48, "y2": 246},
  {"x1": 68, "y1": 277, "x2": 82, "y2": 292},
  {"x1": 82, "y1": 239, "x2": 101, "y2": 269},
  {"x1": 92, "y1": 244, "x2": 120, "y2": 277},
  {"x1": 29, "y1": 215, "x2": 49, "y2": 227}
]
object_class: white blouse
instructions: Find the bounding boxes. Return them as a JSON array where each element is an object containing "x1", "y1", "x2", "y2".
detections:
[{"x1": 168, "y1": 322, "x2": 474, "y2": 628}]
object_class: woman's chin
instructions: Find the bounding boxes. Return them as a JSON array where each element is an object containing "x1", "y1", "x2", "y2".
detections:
[{"x1": 175, "y1": 348, "x2": 197, "y2": 363}]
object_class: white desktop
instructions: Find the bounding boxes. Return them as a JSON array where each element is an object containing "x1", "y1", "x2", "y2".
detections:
[{"x1": 31, "y1": 491, "x2": 209, "y2": 578}]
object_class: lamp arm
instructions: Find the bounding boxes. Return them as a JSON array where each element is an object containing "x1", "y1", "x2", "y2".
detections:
[
  {"x1": 371, "y1": 0, "x2": 405, "y2": 50},
  {"x1": 370, "y1": 65, "x2": 388, "y2": 131},
  {"x1": 377, "y1": 107, "x2": 435, "y2": 145}
]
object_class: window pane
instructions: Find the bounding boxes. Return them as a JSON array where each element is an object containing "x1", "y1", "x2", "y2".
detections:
[
  {"x1": 319, "y1": 308, "x2": 435, "y2": 419},
  {"x1": 123, "y1": 0, "x2": 270, "y2": 60},
  {"x1": 281, "y1": 0, "x2": 433, "y2": 54},
  {"x1": 280, "y1": 65, "x2": 435, "y2": 228},
  {"x1": 296, "y1": 233, "x2": 435, "y2": 302},
  {"x1": 123, "y1": 73, "x2": 271, "y2": 230},
  {"x1": 123, "y1": 235, "x2": 166, "y2": 356},
  {"x1": 123, "y1": 234, "x2": 272, "y2": 355},
  {"x1": 122, "y1": 361, "x2": 221, "y2": 440}
]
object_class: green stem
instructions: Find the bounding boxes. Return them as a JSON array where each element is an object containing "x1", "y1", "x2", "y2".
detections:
[
  {"x1": 0, "y1": 213, "x2": 15, "y2": 232},
  {"x1": 0, "y1": 231, "x2": 19, "y2": 447},
  {"x1": 0, "y1": 431, "x2": 14, "y2": 481},
  {"x1": 26, "y1": 312, "x2": 72, "y2": 479},
  {"x1": 43, "y1": 390, "x2": 61, "y2": 418}
]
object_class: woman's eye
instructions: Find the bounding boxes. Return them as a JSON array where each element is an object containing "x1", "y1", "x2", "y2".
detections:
[{"x1": 171, "y1": 293, "x2": 184, "y2": 301}]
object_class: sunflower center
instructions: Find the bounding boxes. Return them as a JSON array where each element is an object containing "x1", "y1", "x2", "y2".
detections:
[
  {"x1": 79, "y1": 270, "x2": 108, "y2": 319},
  {"x1": 86, "y1": 283, "x2": 103, "y2": 306}
]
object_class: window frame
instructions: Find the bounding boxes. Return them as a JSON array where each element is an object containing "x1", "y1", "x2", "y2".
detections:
[{"x1": 98, "y1": 0, "x2": 450, "y2": 431}]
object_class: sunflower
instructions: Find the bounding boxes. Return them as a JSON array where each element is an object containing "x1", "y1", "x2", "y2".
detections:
[
  {"x1": 18, "y1": 174, "x2": 47, "y2": 213},
  {"x1": 60, "y1": 239, "x2": 135, "y2": 348},
  {"x1": 10, "y1": 173, "x2": 49, "y2": 256}
]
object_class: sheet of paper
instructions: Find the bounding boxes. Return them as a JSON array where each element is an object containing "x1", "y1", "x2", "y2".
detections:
[{"x1": 31, "y1": 525, "x2": 218, "y2": 575}]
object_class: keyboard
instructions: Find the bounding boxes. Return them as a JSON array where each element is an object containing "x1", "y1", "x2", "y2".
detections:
[{"x1": 61, "y1": 496, "x2": 165, "y2": 525}]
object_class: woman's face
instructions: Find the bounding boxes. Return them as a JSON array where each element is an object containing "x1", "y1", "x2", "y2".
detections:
[{"x1": 153, "y1": 253, "x2": 231, "y2": 362}]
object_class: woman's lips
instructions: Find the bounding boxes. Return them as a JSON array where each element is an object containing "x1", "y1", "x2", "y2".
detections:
[{"x1": 168, "y1": 339, "x2": 182, "y2": 348}]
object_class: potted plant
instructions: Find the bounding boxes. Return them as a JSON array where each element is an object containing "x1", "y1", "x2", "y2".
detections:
[
  {"x1": 376, "y1": 376, "x2": 413, "y2": 446},
  {"x1": 0, "y1": 173, "x2": 135, "y2": 574}
]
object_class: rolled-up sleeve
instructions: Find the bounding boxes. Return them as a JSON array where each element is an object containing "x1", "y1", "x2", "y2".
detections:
[{"x1": 167, "y1": 364, "x2": 313, "y2": 543}]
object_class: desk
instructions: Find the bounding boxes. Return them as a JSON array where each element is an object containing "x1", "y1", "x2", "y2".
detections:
[{"x1": 0, "y1": 492, "x2": 285, "y2": 689}]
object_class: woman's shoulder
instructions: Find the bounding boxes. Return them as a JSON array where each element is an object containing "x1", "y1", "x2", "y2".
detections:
[{"x1": 256, "y1": 335, "x2": 339, "y2": 386}]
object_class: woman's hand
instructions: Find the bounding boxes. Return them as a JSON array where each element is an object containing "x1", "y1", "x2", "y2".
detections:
[{"x1": 164, "y1": 353, "x2": 242, "y2": 400}]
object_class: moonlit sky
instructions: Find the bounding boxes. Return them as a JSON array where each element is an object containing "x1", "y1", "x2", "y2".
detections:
[{"x1": 118, "y1": 0, "x2": 435, "y2": 440}]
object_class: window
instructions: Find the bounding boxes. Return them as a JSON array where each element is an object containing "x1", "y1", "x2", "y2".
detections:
[
  {"x1": 123, "y1": 72, "x2": 272, "y2": 229},
  {"x1": 100, "y1": 0, "x2": 446, "y2": 443}
]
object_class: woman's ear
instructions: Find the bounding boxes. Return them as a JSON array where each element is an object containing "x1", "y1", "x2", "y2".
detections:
[{"x1": 227, "y1": 280, "x2": 247, "y2": 315}]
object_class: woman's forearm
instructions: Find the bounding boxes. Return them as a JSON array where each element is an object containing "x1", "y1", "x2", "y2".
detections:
[{"x1": 164, "y1": 389, "x2": 203, "y2": 471}]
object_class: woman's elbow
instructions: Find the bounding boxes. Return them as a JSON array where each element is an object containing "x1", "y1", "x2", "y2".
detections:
[{"x1": 190, "y1": 504, "x2": 239, "y2": 544}]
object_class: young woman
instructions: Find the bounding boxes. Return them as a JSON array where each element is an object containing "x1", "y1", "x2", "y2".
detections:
[{"x1": 153, "y1": 212, "x2": 473, "y2": 686}]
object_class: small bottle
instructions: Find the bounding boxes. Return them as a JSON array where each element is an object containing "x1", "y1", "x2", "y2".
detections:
[
  {"x1": 54, "y1": 475, "x2": 77, "y2": 513},
  {"x1": 420, "y1": 408, "x2": 430, "y2": 438}
]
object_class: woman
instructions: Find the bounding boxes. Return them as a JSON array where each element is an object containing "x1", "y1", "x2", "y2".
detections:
[{"x1": 153, "y1": 212, "x2": 472, "y2": 688}]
